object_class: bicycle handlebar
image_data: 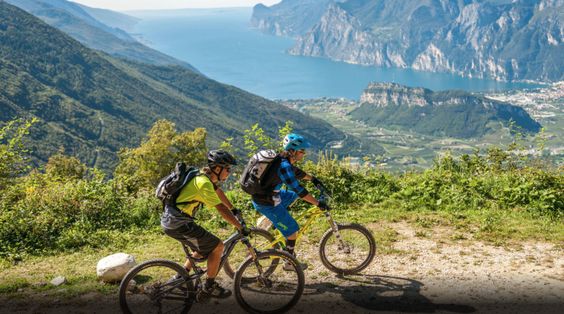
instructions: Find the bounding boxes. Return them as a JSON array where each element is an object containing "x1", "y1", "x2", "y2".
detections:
[{"x1": 317, "y1": 194, "x2": 331, "y2": 211}]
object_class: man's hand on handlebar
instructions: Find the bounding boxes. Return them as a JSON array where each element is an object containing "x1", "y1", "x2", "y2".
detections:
[
  {"x1": 240, "y1": 225, "x2": 251, "y2": 236},
  {"x1": 231, "y1": 208, "x2": 243, "y2": 221},
  {"x1": 317, "y1": 198, "x2": 330, "y2": 211},
  {"x1": 231, "y1": 208, "x2": 250, "y2": 235}
]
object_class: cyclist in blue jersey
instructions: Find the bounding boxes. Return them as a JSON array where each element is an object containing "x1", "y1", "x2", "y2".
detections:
[{"x1": 251, "y1": 133, "x2": 329, "y2": 270}]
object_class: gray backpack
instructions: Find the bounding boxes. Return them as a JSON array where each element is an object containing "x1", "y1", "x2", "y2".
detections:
[
  {"x1": 239, "y1": 150, "x2": 280, "y2": 195},
  {"x1": 155, "y1": 162, "x2": 200, "y2": 207}
]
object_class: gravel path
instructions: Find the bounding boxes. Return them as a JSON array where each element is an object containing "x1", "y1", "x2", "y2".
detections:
[{"x1": 1, "y1": 222, "x2": 562, "y2": 313}]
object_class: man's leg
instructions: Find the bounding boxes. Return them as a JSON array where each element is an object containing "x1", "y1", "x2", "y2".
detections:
[
  {"x1": 183, "y1": 251, "x2": 206, "y2": 272},
  {"x1": 276, "y1": 190, "x2": 300, "y2": 254},
  {"x1": 200, "y1": 241, "x2": 231, "y2": 298},
  {"x1": 206, "y1": 241, "x2": 224, "y2": 279},
  {"x1": 286, "y1": 231, "x2": 298, "y2": 255}
]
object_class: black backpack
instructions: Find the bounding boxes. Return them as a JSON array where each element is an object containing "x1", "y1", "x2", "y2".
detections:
[
  {"x1": 239, "y1": 150, "x2": 280, "y2": 195},
  {"x1": 155, "y1": 162, "x2": 200, "y2": 207}
]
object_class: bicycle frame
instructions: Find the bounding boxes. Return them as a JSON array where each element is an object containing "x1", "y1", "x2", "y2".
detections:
[
  {"x1": 181, "y1": 231, "x2": 258, "y2": 280},
  {"x1": 265, "y1": 194, "x2": 341, "y2": 249}
]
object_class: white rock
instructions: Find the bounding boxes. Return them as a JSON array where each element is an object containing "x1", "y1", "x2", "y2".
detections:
[
  {"x1": 96, "y1": 253, "x2": 136, "y2": 282},
  {"x1": 51, "y1": 276, "x2": 66, "y2": 286}
]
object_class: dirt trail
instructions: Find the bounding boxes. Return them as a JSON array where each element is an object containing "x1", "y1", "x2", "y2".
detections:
[{"x1": 1, "y1": 222, "x2": 562, "y2": 313}]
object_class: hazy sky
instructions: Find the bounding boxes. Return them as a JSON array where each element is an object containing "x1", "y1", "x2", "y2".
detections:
[{"x1": 71, "y1": 1, "x2": 281, "y2": 11}]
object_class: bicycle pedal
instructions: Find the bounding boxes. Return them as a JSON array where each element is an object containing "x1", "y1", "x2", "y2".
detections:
[{"x1": 196, "y1": 291, "x2": 210, "y2": 303}]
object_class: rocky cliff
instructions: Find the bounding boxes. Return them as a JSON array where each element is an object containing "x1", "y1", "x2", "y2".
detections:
[
  {"x1": 251, "y1": 0, "x2": 334, "y2": 37},
  {"x1": 255, "y1": 0, "x2": 564, "y2": 82},
  {"x1": 351, "y1": 83, "x2": 541, "y2": 138}
]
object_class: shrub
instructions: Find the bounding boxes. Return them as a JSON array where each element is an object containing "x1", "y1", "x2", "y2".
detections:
[{"x1": 114, "y1": 120, "x2": 208, "y2": 193}]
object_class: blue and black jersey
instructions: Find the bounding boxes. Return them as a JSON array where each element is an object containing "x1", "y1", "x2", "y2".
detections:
[{"x1": 252, "y1": 157, "x2": 308, "y2": 206}]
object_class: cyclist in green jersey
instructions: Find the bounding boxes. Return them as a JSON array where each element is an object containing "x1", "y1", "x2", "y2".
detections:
[{"x1": 161, "y1": 150, "x2": 247, "y2": 299}]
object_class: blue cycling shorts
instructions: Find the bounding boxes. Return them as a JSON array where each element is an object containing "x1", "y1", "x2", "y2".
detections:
[{"x1": 252, "y1": 190, "x2": 299, "y2": 238}]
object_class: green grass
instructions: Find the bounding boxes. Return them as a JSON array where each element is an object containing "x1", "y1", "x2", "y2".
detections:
[{"x1": 1, "y1": 201, "x2": 562, "y2": 299}]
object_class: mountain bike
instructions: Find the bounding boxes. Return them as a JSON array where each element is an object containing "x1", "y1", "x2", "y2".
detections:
[
  {"x1": 226, "y1": 183, "x2": 377, "y2": 276},
  {"x1": 118, "y1": 216, "x2": 305, "y2": 314}
]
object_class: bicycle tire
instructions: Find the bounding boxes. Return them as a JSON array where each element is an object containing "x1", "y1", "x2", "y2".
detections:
[
  {"x1": 234, "y1": 250, "x2": 304, "y2": 314},
  {"x1": 319, "y1": 223, "x2": 376, "y2": 275},
  {"x1": 223, "y1": 227, "x2": 279, "y2": 279},
  {"x1": 119, "y1": 259, "x2": 194, "y2": 314}
]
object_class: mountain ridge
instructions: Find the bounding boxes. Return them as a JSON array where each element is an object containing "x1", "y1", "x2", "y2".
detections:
[
  {"x1": 5, "y1": 0, "x2": 197, "y2": 70},
  {"x1": 253, "y1": 0, "x2": 564, "y2": 82},
  {"x1": 350, "y1": 82, "x2": 542, "y2": 138},
  {"x1": 0, "y1": 2, "x2": 349, "y2": 172}
]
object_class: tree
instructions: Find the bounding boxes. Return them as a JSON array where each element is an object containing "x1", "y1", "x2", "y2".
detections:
[
  {"x1": 114, "y1": 120, "x2": 207, "y2": 192},
  {"x1": 45, "y1": 148, "x2": 88, "y2": 180},
  {"x1": 243, "y1": 121, "x2": 294, "y2": 157},
  {"x1": 0, "y1": 118, "x2": 36, "y2": 188}
]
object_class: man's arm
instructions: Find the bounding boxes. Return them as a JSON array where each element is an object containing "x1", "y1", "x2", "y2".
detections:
[
  {"x1": 214, "y1": 188, "x2": 243, "y2": 230},
  {"x1": 281, "y1": 162, "x2": 319, "y2": 206},
  {"x1": 215, "y1": 203, "x2": 243, "y2": 230},
  {"x1": 200, "y1": 180, "x2": 243, "y2": 230},
  {"x1": 292, "y1": 166, "x2": 316, "y2": 181},
  {"x1": 215, "y1": 187, "x2": 235, "y2": 210}
]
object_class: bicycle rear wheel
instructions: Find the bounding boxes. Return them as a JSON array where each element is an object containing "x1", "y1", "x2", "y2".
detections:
[
  {"x1": 234, "y1": 250, "x2": 304, "y2": 314},
  {"x1": 319, "y1": 223, "x2": 376, "y2": 275},
  {"x1": 119, "y1": 259, "x2": 194, "y2": 314},
  {"x1": 223, "y1": 228, "x2": 279, "y2": 279}
]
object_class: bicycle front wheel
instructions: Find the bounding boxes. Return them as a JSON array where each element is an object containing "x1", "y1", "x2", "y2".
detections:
[
  {"x1": 119, "y1": 259, "x2": 194, "y2": 314},
  {"x1": 319, "y1": 223, "x2": 376, "y2": 275},
  {"x1": 234, "y1": 250, "x2": 304, "y2": 314},
  {"x1": 223, "y1": 227, "x2": 279, "y2": 279}
]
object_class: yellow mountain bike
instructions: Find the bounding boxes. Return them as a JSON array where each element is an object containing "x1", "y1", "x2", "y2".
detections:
[
  {"x1": 225, "y1": 184, "x2": 376, "y2": 276},
  {"x1": 119, "y1": 214, "x2": 304, "y2": 314}
]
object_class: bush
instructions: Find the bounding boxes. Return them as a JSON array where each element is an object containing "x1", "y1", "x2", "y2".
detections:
[
  {"x1": 114, "y1": 120, "x2": 208, "y2": 193},
  {"x1": 0, "y1": 170, "x2": 160, "y2": 259},
  {"x1": 0, "y1": 118, "x2": 36, "y2": 188},
  {"x1": 1, "y1": 120, "x2": 561, "y2": 260}
]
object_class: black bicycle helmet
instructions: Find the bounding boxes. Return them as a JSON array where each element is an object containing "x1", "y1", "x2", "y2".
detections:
[{"x1": 207, "y1": 150, "x2": 237, "y2": 167}]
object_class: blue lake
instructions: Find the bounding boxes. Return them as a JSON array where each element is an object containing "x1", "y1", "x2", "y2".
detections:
[{"x1": 131, "y1": 7, "x2": 539, "y2": 100}]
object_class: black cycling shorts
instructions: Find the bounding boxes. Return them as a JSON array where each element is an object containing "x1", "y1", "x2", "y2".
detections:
[{"x1": 163, "y1": 222, "x2": 221, "y2": 258}]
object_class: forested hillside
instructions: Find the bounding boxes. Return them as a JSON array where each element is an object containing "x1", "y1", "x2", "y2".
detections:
[
  {"x1": 0, "y1": 2, "x2": 349, "y2": 172},
  {"x1": 350, "y1": 83, "x2": 541, "y2": 138},
  {"x1": 5, "y1": 0, "x2": 195, "y2": 69}
]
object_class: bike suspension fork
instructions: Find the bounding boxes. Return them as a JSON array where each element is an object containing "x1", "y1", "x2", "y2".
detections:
[
  {"x1": 241, "y1": 237, "x2": 267, "y2": 277},
  {"x1": 324, "y1": 212, "x2": 349, "y2": 252}
]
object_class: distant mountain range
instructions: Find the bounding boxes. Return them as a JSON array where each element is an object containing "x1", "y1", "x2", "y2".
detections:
[
  {"x1": 0, "y1": 2, "x2": 351, "y2": 172},
  {"x1": 350, "y1": 83, "x2": 541, "y2": 138},
  {"x1": 252, "y1": 0, "x2": 564, "y2": 82},
  {"x1": 5, "y1": 0, "x2": 197, "y2": 70}
]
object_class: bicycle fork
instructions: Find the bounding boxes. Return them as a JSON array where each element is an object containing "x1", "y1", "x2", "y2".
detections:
[
  {"x1": 324, "y1": 212, "x2": 351, "y2": 254},
  {"x1": 241, "y1": 237, "x2": 272, "y2": 287}
]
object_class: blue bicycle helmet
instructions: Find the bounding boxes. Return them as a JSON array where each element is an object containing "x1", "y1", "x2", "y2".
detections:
[{"x1": 282, "y1": 133, "x2": 311, "y2": 151}]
